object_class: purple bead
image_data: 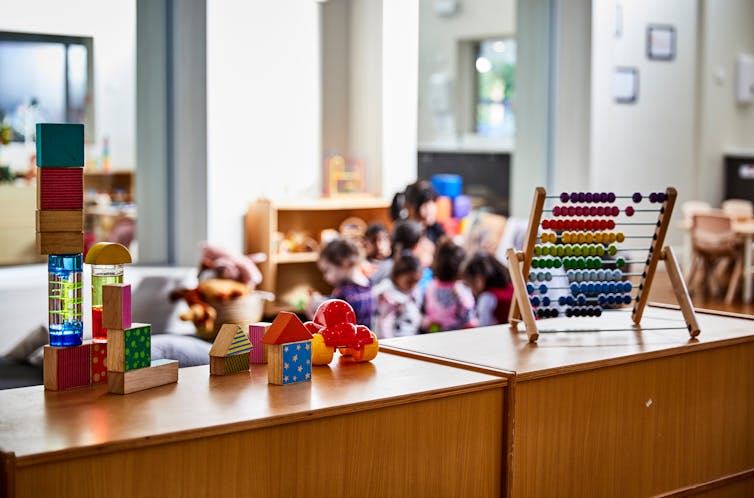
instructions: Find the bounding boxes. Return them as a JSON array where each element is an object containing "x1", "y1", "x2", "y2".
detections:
[
  {"x1": 560, "y1": 192, "x2": 570, "y2": 203},
  {"x1": 585, "y1": 192, "x2": 593, "y2": 203},
  {"x1": 632, "y1": 192, "x2": 642, "y2": 203},
  {"x1": 607, "y1": 192, "x2": 616, "y2": 203},
  {"x1": 578, "y1": 192, "x2": 586, "y2": 203},
  {"x1": 657, "y1": 192, "x2": 666, "y2": 202},
  {"x1": 649, "y1": 192, "x2": 658, "y2": 203},
  {"x1": 570, "y1": 192, "x2": 578, "y2": 203},
  {"x1": 593, "y1": 192, "x2": 600, "y2": 203},
  {"x1": 600, "y1": 192, "x2": 608, "y2": 203}
]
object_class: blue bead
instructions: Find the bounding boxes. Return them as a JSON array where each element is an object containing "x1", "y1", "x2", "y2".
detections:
[
  {"x1": 531, "y1": 297, "x2": 541, "y2": 306},
  {"x1": 527, "y1": 284, "x2": 535, "y2": 294},
  {"x1": 539, "y1": 284, "x2": 548, "y2": 294},
  {"x1": 577, "y1": 294, "x2": 587, "y2": 305},
  {"x1": 543, "y1": 297, "x2": 551, "y2": 306}
]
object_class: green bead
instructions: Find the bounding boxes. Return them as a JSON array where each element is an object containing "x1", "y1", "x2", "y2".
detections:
[
  {"x1": 608, "y1": 245, "x2": 617, "y2": 256},
  {"x1": 553, "y1": 258, "x2": 562, "y2": 268},
  {"x1": 589, "y1": 246, "x2": 597, "y2": 256},
  {"x1": 616, "y1": 258, "x2": 625, "y2": 268},
  {"x1": 534, "y1": 246, "x2": 542, "y2": 257},
  {"x1": 597, "y1": 246, "x2": 605, "y2": 256},
  {"x1": 565, "y1": 246, "x2": 573, "y2": 256},
  {"x1": 557, "y1": 246, "x2": 565, "y2": 257}
]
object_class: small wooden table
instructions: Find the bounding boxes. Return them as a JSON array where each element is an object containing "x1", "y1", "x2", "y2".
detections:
[
  {"x1": 0, "y1": 353, "x2": 506, "y2": 498},
  {"x1": 381, "y1": 306, "x2": 754, "y2": 498}
]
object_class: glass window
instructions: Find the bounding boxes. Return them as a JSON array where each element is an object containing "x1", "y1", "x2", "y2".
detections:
[{"x1": 475, "y1": 39, "x2": 516, "y2": 138}]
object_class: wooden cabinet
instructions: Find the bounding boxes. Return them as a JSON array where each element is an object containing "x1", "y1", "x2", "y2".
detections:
[{"x1": 245, "y1": 198, "x2": 391, "y2": 313}]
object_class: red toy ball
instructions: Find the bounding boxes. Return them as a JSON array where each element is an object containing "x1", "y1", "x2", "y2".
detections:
[{"x1": 313, "y1": 299, "x2": 357, "y2": 327}]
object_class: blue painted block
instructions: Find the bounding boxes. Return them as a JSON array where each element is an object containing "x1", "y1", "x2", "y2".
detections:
[
  {"x1": 36, "y1": 123, "x2": 85, "y2": 167},
  {"x1": 281, "y1": 340, "x2": 312, "y2": 384}
]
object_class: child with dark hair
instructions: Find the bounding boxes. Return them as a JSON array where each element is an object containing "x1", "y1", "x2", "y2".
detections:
[
  {"x1": 462, "y1": 252, "x2": 513, "y2": 326},
  {"x1": 404, "y1": 180, "x2": 446, "y2": 243},
  {"x1": 364, "y1": 223, "x2": 391, "y2": 264},
  {"x1": 372, "y1": 252, "x2": 423, "y2": 338},
  {"x1": 370, "y1": 220, "x2": 434, "y2": 286},
  {"x1": 421, "y1": 238, "x2": 475, "y2": 332},
  {"x1": 309, "y1": 238, "x2": 374, "y2": 328}
]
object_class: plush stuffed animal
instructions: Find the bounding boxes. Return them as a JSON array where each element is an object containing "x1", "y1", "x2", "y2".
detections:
[
  {"x1": 198, "y1": 243, "x2": 266, "y2": 288},
  {"x1": 170, "y1": 278, "x2": 250, "y2": 340}
]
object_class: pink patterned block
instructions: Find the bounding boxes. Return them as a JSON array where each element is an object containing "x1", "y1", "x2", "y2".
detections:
[{"x1": 248, "y1": 322, "x2": 271, "y2": 364}]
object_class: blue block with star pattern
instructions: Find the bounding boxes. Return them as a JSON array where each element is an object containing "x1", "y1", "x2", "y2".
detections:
[{"x1": 281, "y1": 340, "x2": 312, "y2": 385}]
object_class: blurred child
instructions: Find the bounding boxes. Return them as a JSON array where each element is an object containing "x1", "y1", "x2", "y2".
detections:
[
  {"x1": 462, "y1": 253, "x2": 513, "y2": 326},
  {"x1": 309, "y1": 238, "x2": 374, "y2": 328},
  {"x1": 422, "y1": 239, "x2": 475, "y2": 332},
  {"x1": 370, "y1": 220, "x2": 434, "y2": 286},
  {"x1": 362, "y1": 223, "x2": 391, "y2": 278},
  {"x1": 404, "y1": 180, "x2": 446, "y2": 243},
  {"x1": 372, "y1": 252, "x2": 423, "y2": 338}
]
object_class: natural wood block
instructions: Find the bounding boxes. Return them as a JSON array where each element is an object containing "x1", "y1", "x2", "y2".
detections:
[
  {"x1": 209, "y1": 354, "x2": 250, "y2": 376},
  {"x1": 266, "y1": 340, "x2": 312, "y2": 385},
  {"x1": 248, "y1": 322, "x2": 271, "y2": 364},
  {"x1": 107, "y1": 324, "x2": 151, "y2": 372},
  {"x1": 36, "y1": 231, "x2": 83, "y2": 255},
  {"x1": 43, "y1": 343, "x2": 91, "y2": 390},
  {"x1": 102, "y1": 284, "x2": 132, "y2": 330},
  {"x1": 36, "y1": 167, "x2": 83, "y2": 209},
  {"x1": 107, "y1": 359, "x2": 178, "y2": 395},
  {"x1": 36, "y1": 209, "x2": 83, "y2": 233},
  {"x1": 90, "y1": 342, "x2": 108, "y2": 384},
  {"x1": 36, "y1": 123, "x2": 85, "y2": 167}
]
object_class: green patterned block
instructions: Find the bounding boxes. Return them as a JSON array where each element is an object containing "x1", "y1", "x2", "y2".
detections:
[
  {"x1": 224, "y1": 354, "x2": 250, "y2": 374},
  {"x1": 36, "y1": 123, "x2": 85, "y2": 167},
  {"x1": 124, "y1": 324, "x2": 151, "y2": 371}
]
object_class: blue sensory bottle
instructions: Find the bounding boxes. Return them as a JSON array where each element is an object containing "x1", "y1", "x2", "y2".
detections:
[{"x1": 48, "y1": 254, "x2": 84, "y2": 346}]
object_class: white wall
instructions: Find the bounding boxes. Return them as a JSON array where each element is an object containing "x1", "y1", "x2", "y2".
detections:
[
  {"x1": 697, "y1": 0, "x2": 754, "y2": 205},
  {"x1": 0, "y1": 0, "x2": 136, "y2": 170},
  {"x1": 206, "y1": 0, "x2": 321, "y2": 252},
  {"x1": 417, "y1": 0, "x2": 515, "y2": 146},
  {"x1": 590, "y1": 0, "x2": 698, "y2": 244}
]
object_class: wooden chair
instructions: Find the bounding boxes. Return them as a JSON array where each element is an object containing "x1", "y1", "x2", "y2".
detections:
[
  {"x1": 722, "y1": 198, "x2": 754, "y2": 221},
  {"x1": 687, "y1": 211, "x2": 742, "y2": 303}
]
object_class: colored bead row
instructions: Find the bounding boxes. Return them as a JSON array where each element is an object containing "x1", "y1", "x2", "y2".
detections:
[
  {"x1": 527, "y1": 283, "x2": 550, "y2": 295},
  {"x1": 541, "y1": 219, "x2": 616, "y2": 231},
  {"x1": 536, "y1": 308, "x2": 560, "y2": 318},
  {"x1": 529, "y1": 271, "x2": 554, "y2": 282},
  {"x1": 535, "y1": 244, "x2": 618, "y2": 258},
  {"x1": 566, "y1": 269, "x2": 624, "y2": 282},
  {"x1": 530, "y1": 258, "x2": 563, "y2": 269},
  {"x1": 557, "y1": 192, "x2": 667, "y2": 204},
  {"x1": 540, "y1": 231, "x2": 626, "y2": 244},
  {"x1": 564, "y1": 306, "x2": 602, "y2": 317},
  {"x1": 552, "y1": 205, "x2": 621, "y2": 217},
  {"x1": 562, "y1": 257, "x2": 625, "y2": 269},
  {"x1": 529, "y1": 296, "x2": 553, "y2": 307},
  {"x1": 569, "y1": 282, "x2": 632, "y2": 295},
  {"x1": 558, "y1": 294, "x2": 633, "y2": 306}
]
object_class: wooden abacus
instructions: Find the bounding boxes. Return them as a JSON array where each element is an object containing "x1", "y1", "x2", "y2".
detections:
[{"x1": 507, "y1": 187, "x2": 700, "y2": 342}]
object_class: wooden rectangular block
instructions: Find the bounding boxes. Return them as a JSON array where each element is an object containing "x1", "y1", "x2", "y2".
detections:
[
  {"x1": 36, "y1": 209, "x2": 83, "y2": 232},
  {"x1": 43, "y1": 343, "x2": 91, "y2": 390},
  {"x1": 91, "y1": 341, "x2": 107, "y2": 384},
  {"x1": 36, "y1": 123, "x2": 85, "y2": 167},
  {"x1": 37, "y1": 167, "x2": 83, "y2": 209},
  {"x1": 266, "y1": 340, "x2": 312, "y2": 385},
  {"x1": 210, "y1": 353, "x2": 250, "y2": 376},
  {"x1": 107, "y1": 359, "x2": 179, "y2": 395},
  {"x1": 102, "y1": 284, "x2": 132, "y2": 330},
  {"x1": 249, "y1": 322, "x2": 271, "y2": 364},
  {"x1": 36, "y1": 231, "x2": 84, "y2": 255},
  {"x1": 107, "y1": 324, "x2": 151, "y2": 372}
]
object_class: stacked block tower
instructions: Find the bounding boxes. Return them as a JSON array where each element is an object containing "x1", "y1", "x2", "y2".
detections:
[
  {"x1": 99, "y1": 259, "x2": 179, "y2": 394},
  {"x1": 36, "y1": 124, "x2": 90, "y2": 390},
  {"x1": 431, "y1": 174, "x2": 472, "y2": 238}
]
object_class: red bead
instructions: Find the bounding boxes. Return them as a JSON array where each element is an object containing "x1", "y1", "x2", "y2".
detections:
[
  {"x1": 607, "y1": 220, "x2": 616, "y2": 229},
  {"x1": 553, "y1": 206, "x2": 560, "y2": 216},
  {"x1": 600, "y1": 220, "x2": 609, "y2": 230},
  {"x1": 611, "y1": 206, "x2": 620, "y2": 216},
  {"x1": 578, "y1": 220, "x2": 586, "y2": 230},
  {"x1": 568, "y1": 206, "x2": 576, "y2": 216},
  {"x1": 542, "y1": 219, "x2": 550, "y2": 229},
  {"x1": 597, "y1": 206, "x2": 605, "y2": 216},
  {"x1": 575, "y1": 206, "x2": 583, "y2": 216},
  {"x1": 589, "y1": 206, "x2": 597, "y2": 216},
  {"x1": 625, "y1": 206, "x2": 635, "y2": 216}
]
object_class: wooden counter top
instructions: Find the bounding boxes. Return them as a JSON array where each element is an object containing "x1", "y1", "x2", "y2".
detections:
[
  {"x1": 0, "y1": 352, "x2": 504, "y2": 466},
  {"x1": 381, "y1": 306, "x2": 754, "y2": 380}
]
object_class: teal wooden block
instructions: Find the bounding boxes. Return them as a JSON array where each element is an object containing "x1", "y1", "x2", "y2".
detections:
[{"x1": 36, "y1": 123, "x2": 85, "y2": 167}]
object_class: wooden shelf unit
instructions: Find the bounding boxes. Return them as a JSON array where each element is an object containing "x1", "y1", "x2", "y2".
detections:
[{"x1": 245, "y1": 197, "x2": 391, "y2": 314}]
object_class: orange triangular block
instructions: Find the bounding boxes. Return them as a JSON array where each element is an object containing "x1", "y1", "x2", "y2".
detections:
[
  {"x1": 210, "y1": 323, "x2": 252, "y2": 357},
  {"x1": 261, "y1": 312, "x2": 312, "y2": 345}
]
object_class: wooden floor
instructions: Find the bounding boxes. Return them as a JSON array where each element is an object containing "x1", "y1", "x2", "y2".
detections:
[{"x1": 648, "y1": 267, "x2": 754, "y2": 316}]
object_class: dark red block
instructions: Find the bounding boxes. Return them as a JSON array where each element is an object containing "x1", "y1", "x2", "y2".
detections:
[{"x1": 37, "y1": 167, "x2": 83, "y2": 209}]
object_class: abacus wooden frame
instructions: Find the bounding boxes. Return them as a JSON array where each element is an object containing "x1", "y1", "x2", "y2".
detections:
[{"x1": 507, "y1": 186, "x2": 700, "y2": 342}]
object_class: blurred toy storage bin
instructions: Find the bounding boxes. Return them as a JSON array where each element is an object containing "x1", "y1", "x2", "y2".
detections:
[{"x1": 245, "y1": 198, "x2": 391, "y2": 315}]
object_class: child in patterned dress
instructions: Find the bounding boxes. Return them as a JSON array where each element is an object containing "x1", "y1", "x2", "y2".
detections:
[
  {"x1": 372, "y1": 252, "x2": 423, "y2": 338},
  {"x1": 421, "y1": 239, "x2": 475, "y2": 332}
]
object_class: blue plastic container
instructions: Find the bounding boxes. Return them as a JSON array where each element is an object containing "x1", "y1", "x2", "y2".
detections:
[
  {"x1": 431, "y1": 174, "x2": 463, "y2": 199},
  {"x1": 48, "y1": 254, "x2": 84, "y2": 346}
]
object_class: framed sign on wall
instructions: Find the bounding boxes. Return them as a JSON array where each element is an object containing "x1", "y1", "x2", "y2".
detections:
[{"x1": 647, "y1": 24, "x2": 676, "y2": 61}]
